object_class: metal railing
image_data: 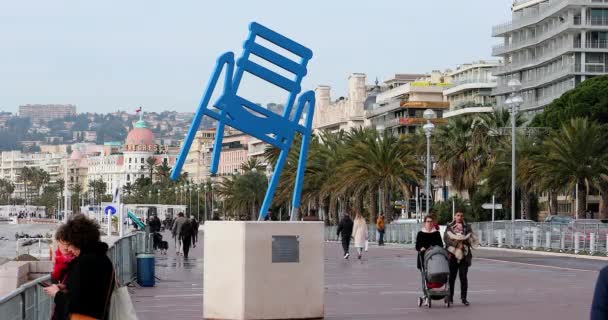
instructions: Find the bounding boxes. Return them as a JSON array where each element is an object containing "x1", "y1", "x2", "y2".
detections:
[
  {"x1": 471, "y1": 222, "x2": 608, "y2": 255},
  {"x1": 0, "y1": 231, "x2": 149, "y2": 320},
  {"x1": 325, "y1": 221, "x2": 608, "y2": 256},
  {"x1": 15, "y1": 238, "x2": 53, "y2": 259},
  {"x1": 325, "y1": 223, "x2": 422, "y2": 245}
]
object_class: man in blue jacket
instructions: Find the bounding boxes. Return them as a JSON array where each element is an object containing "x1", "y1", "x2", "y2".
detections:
[{"x1": 591, "y1": 265, "x2": 608, "y2": 319}]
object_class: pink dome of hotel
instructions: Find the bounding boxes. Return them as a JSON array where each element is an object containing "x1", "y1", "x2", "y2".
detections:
[
  {"x1": 69, "y1": 150, "x2": 83, "y2": 160},
  {"x1": 124, "y1": 119, "x2": 156, "y2": 151}
]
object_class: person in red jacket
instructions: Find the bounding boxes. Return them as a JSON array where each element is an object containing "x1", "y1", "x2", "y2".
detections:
[{"x1": 51, "y1": 226, "x2": 75, "y2": 283}]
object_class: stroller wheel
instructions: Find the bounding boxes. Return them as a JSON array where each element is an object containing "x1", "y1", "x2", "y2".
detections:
[
  {"x1": 417, "y1": 297, "x2": 423, "y2": 308},
  {"x1": 426, "y1": 297, "x2": 432, "y2": 308}
]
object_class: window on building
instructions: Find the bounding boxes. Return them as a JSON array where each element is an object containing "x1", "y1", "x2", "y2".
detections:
[
  {"x1": 129, "y1": 158, "x2": 132, "y2": 163},
  {"x1": 141, "y1": 158, "x2": 144, "y2": 163},
  {"x1": 127, "y1": 174, "x2": 130, "y2": 181}
]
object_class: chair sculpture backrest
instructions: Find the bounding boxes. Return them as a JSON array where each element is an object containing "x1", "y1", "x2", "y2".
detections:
[{"x1": 171, "y1": 22, "x2": 315, "y2": 221}]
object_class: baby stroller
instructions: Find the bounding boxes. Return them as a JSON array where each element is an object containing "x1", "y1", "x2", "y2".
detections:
[{"x1": 417, "y1": 246, "x2": 451, "y2": 308}]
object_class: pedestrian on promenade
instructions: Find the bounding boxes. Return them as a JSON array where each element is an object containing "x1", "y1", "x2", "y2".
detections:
[
  {"x1": 444, "y1": 211, "x2": 475, "y2": 306},
  {"x1": 181, "y1": 217, "x2": 195, "y2": 259},
  {"x1": 190, "y1": 216, "x2": 199, "y2": 248},
  {"x1": 415, "y1": 214, "x2": 443, "y2": 270},
  {"x1": 149, "y1": 214, "x2": 161, "y2": 233},
  {"x1": 43, "y1": 215, "x2": 115, "y2": 320},
  {"x1": 50, "y1": 225, "x2": 75, "y2": 320},
  {"x1": 337, "y1": 213, "x2": 354, "y2": 259},
  {"x1": 352, "y1": 214, "x2": 368, "y2": 260},
  {"x1": 172, "y1": 212, "x2": 187, "y2": 256},
  {"x1": 591, "y1": 265, "x2": 608, "y2": 319},
  {"x1": 376, "y1": 213, "x2": 385, "y2": 246}
]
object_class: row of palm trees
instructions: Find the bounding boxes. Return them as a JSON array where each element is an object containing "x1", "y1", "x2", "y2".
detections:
[
  {"x1": 212, "y1": 109, "x2": 608, "y2": 223},
  {"x1": 433, "y1": 112, "x2": 608, "y2": 220}
]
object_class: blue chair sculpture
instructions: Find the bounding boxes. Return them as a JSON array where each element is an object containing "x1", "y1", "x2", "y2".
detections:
[{"x1": 171, "y1": 22, "x2": 315, "y2": 221}]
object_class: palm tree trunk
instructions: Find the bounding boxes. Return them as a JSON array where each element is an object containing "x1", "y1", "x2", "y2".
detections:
[
  {"x1": 369, "y1": 187, "x2": 378, "y2": 224},
  {"x1": 600, "y1": 180, "x2": 608, "y2": 219},
  {"x1": 383, "y1": 182, "x2": 391, "y2": 222},
  {"x1": 577, "y1": 182, "x2": 586, "y2": 219},
  {"x1": 549, "y1": 189, "x2": 558, "y2": 215},
  {"x1": 329, "y1": 195, "x2": 338, "y2": 225},
  {"x1": 521, "y1": 190, "x2": 530, "y2": 220}
]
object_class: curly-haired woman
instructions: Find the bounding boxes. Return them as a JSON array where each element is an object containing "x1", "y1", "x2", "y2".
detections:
[{"x1": 43, "y1": 214, "x2": 115, "y2": 320}]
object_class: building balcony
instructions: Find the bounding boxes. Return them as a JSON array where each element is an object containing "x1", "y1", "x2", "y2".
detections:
[
  {"x1": 493, "y1": 64, "x2": 578, "y2": 96},
  {"x1": 400, "y1": 101, "x2": 450, "y2": 109},
  {"x1": 492, "y1": 17, "x2": 576, "y2": 56},
  {"x1": 443, "y1": 81, "x2": 496, "y2": 96},
  {"x1": 386, "y1": 117, "x2": 448, "y2": 128},
  {"x1": 493, "y1": 42, "x2": 575, "y2": 75},
  {"x1": 492, "y1": 0, "x2": 589, "y2": 36}
]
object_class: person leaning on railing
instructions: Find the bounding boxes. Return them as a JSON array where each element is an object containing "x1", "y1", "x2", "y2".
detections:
[{"x1": 43, "y1": 214, "x2": 115, "y2": 320}]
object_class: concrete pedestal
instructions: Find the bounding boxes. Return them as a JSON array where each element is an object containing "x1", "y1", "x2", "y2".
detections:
[{"x1": 203, "y1": 221, "x2": 324, "y2": 320}]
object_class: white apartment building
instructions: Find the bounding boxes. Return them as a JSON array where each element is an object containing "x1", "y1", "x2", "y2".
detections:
[
  {"x1": 367, "y1": 72, "x2": 451, "y2": 135},
  {"x1": 0, "y1": 151, "x2": 66, "y2": 199},
  {"x1": 313, "y1": 74, "x2": 368, "y2": 133},
  {"x1": 181, "y1": 128, "x2": 216, "y2": 183},
  {"x1": 443, "y1": 61, "x2": 500, "y2": 118},
  {"x1": 492, "y1": 0, "x2": 608, "y2": 112}
]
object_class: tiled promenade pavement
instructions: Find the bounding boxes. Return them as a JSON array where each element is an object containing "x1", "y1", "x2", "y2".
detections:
[{"x1": 133, "y1": 231, "x2": 604, "y2": 320}]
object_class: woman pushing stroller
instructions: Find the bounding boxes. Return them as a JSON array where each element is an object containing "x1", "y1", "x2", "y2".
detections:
[{"x1": 415, "y1": 215, "x2": 451, "y2": 308}]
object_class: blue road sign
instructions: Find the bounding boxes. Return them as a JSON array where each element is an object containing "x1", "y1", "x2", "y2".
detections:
[
  {"x1": 171, "y1": 22, "x2": 315, "y2": 221},
  {"x1": 105, "y1": 205, "x2": 117, "y2": 216}
]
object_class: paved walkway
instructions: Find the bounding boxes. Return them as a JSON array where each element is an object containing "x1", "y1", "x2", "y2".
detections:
[{"x1": 132, "y1": 232, "x2": 603, "y2": 320}]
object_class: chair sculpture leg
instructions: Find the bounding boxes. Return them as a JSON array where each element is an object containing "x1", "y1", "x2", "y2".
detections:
[{"x1": 258, "y1": 148, "x2": 290, "y2": 221}]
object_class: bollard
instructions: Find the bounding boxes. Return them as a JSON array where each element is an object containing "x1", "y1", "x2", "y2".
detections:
[
  {"x1": 560, "y1": 232, "x2": 565, "y2": 252},
  {"x1": 497, "y1": 230, "x2": 504, "y2": 248},
  {"x1": 590, "y1": 233, "x2": 596, "y2": 255},
  {"x1": 574, "y1": 232, "x2": 581, "y2": 254},
  {"x1": 532, "y1": 229, "x2": 538, "y2": 250},
  {"x1": 545, "y1": 231, "x2": 551, "y2": 251}
]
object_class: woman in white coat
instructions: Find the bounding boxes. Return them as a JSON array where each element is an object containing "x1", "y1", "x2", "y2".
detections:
[{"x1": 352, "y1": 214, "x2": 368, "y2": 260}]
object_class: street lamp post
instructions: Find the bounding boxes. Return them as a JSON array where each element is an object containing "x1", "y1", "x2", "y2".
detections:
[
  {"x1": 422, "y1": 109, "x2": 436, "y2": 216},
  {"x1": 505, "y1": 79, "x2": 523, "y2": 221},
  {"x1": 157, "y1": 189, "x2": 160, "y2": 204},
  {"x1": 189, "y1": 186, "x2": 192, "y2": 218},
  {"x1": 196, "y1": 185, "x2": 200, "y2": 221},
  {"x1": 211, "y1": 182, "x2": 215, "y2": 220},
  {"x1": 203, "y1": 184, "x2": 208, "y2": 221}
]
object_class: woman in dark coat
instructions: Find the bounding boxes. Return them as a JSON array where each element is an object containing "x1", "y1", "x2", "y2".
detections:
[
  {"x1": 415, "y1": 215, "x2": 443, "y2": 270},
  {"x1": 43, "y1": 215, "x2": 115, "y2": 320}
]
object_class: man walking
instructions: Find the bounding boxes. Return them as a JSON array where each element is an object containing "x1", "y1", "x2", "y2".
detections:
[
  {"x1": 181, "y1": 217, "x2": 194, "y2": 259},
  {"x1": 190, "y1": 216, "x2": 199, "y2": 248},
  {"x1": 171, "y1": 212, "x2": 187, "y2": 256},
  {"x1": 337, "y1": 213, "x2": 354, "y2": 259},
  {"x1": 376, "y1": 213, "x2": 385, "y2": 246}
]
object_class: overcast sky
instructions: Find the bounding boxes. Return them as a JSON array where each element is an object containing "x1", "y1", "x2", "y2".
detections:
[{"x1": 0, "y1": 0, "x2": 513, "y2": 114}]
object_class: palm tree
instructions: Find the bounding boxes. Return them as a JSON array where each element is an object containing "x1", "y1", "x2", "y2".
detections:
[
  {"x1": 533, "y1": 118, "x2": 608, "y2": 218},
  {"x1": 31, "y1": 168, "x2": 50, "y2": 200},
  {"x1": 155, "y1": 160, "x2": 172, "y2": 183},
  {"x1": 88, "y1": 179, "x2": 108, "y2": 207},
  {"x1": 20, "y1": 167, "x2": 35, "y2": 205},
  {"x1": 215, "y1": 166, "x2": 266, "y2": 220},
  {"x1": 0, "y1": 179, "x2": 15, "y2": 204},
  {"x1": 333, "y1": 128, "x2": 423, "y2": 222},
  {"x1": 69, "y1": 184, "x2": 83, "y2": 214},
  {"x1": 145, "y1": 156, "x2": 157, "y2": 180}
]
